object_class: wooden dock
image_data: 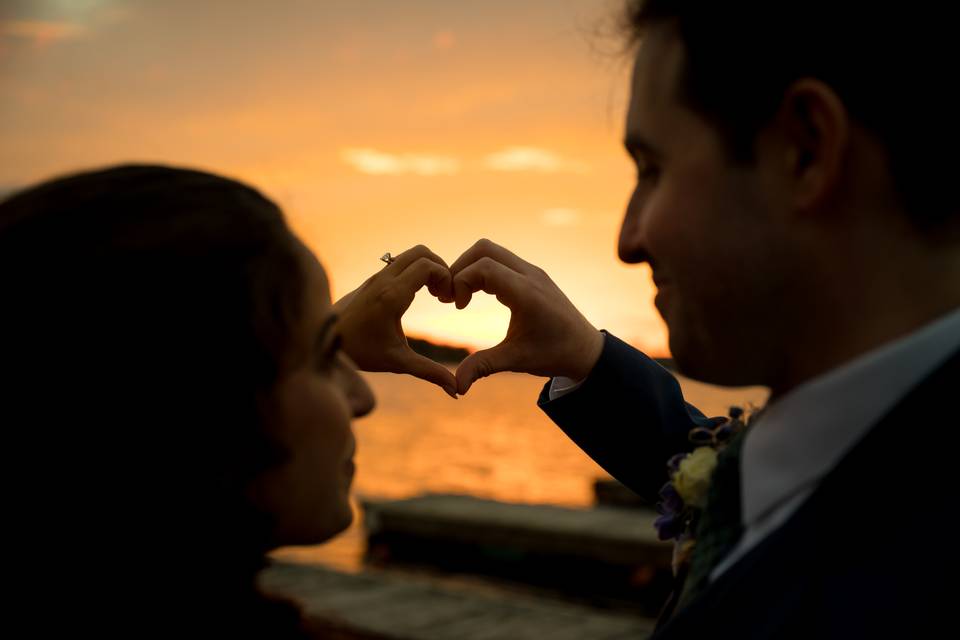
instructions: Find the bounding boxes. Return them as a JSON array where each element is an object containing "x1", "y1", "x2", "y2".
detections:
[
  {"x1": 261, "y1": 561, "x2": 656, "y2": 640},
  {"x1": 360, "y1": 494, "x2": 674, "y2": 614},
  {"x1": 363, "y1": 494, "x2": 669, "y2": 566}
]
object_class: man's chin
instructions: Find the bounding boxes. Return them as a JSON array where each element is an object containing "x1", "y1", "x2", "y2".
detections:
[
  {"x1": 669, "y1": 330, "x2": 742, "y2": 386},
  {"x1": 672, "y1": 347, "x2": 762, "y2": 387}
]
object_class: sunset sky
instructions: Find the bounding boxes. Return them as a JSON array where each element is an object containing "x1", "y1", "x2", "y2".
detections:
[{"x1": 0, "y1": 0, "x2": 671, "y2": 356}]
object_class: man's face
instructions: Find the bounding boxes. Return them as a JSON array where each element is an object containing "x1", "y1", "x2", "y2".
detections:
[{"x1": 620, "y1": 25, "x2": 791, "y2": 386}]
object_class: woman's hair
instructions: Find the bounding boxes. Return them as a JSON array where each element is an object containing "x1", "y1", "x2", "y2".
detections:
[{"x1": 0, "y1": 165, "x2": 310, "y2": 634}]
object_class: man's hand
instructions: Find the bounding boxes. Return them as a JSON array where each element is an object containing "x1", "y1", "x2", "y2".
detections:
[
  {"x1": 450, "y1": 239, "x2": 604, "y2": 395},
  {"x1": 335, "y1": 245, "x2": 458, "y2": 398}
]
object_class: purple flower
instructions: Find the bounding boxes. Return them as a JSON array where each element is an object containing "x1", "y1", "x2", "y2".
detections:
[
  {"x1": 714, "y1": 421, "x2": 735, "y2": 443},
  {"x1": 688, "y1": 427, "x2": 715, "y2": 446},
  {"x1": 658, "y1": 482, "x2": 685, "y2": 514},
  {"x1": 654, "y1": 482, "x2": 687, "y2": 541},
  {"x1": 655, "y1": 513, "x2": 685, "y2": 541}
]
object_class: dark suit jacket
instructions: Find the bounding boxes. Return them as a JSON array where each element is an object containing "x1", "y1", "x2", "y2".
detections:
[{"x1": 540, "y1": 332, "x2": 953, "y2": 638}]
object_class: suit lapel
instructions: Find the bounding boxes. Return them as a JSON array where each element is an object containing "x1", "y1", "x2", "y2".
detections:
[{"x1": 653, "y1": 348, "x2": 959, "y2": 638}]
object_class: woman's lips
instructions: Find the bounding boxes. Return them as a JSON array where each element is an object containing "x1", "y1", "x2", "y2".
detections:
[{"x1": 344, "y1": 438, "x2": 357, "y2": 478}]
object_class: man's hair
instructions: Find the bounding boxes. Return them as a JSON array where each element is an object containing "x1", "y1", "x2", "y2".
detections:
[{"x1": 624, "y1": 0, "x2": 957, "y2": 229}]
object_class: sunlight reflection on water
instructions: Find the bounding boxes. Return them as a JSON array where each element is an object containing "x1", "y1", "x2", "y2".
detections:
[{"x1": 272, "y1": 369, "x2": 768, "y2": 571}]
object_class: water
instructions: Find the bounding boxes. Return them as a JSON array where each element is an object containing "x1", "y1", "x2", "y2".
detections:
[{"x1": 272, "y1": 369, "x2": 768, "y2": 571}]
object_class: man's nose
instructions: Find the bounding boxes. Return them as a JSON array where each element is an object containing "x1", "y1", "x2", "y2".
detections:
[{"x1": 618, "y1": 189, "x2": 648, "y2": 264}]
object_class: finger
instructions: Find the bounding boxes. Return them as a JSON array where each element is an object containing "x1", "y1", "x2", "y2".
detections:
[
  {"x1": 455, "y1": 344, "x2": 513, "y2": 395},
  {"x1": 452, "y1": 256, "x2": 524, "y2": 310},
  {"x1": 332, "y1": 287, "x2": 359, "y2": 313},
  {"x1": 394, "y1": 350, "x2": 458, "y2": 397},
  {"x1": 395, "y1": 258, "x2": 453, "y2": 305},
  {"x1": 449, "y1": 238, "x2": 541, "y2": 279},
  {"x1": 419, "y1": 262, "x2": 454, "y2": 301},
  {"x1": 385, "y1": 244, "x2": 448, "y2": 275}
]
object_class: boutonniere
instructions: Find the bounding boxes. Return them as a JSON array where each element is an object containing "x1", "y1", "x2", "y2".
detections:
[{"x1": 654, "y1": 406, "x2": 754, "y2": 576}]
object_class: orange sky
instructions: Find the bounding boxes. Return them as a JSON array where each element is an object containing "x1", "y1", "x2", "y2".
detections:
[{"x1": 0, "y1": 0, "x2": 671, "y2": 356}]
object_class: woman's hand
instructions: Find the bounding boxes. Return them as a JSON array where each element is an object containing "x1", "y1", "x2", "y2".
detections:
[{"x1": 335, "y1": 245, "x2": 458, "y2": 398}]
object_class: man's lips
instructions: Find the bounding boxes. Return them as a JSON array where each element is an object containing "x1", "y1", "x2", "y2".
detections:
[
  {"x1": 651, "y1": 269, "x2": 669, "y2": 289},
  {"x1": 653, "y1": 275, "x2": 671, "y2": 313}
]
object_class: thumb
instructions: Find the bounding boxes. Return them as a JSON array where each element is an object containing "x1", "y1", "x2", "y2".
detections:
[
  {"x1": 455, "y1": 344, "x2": 513, "y2": 395},
  {"x1": 395, "y1": 349, "x2": 459, "y2": 398}
]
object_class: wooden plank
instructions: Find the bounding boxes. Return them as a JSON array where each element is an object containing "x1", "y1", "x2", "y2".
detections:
[
  {"x1": 362, "y1": 494, "x2": 671, "y2": 567},
  {"x1": 261, "y1": 562, "x2": 656, "y2": 640}
]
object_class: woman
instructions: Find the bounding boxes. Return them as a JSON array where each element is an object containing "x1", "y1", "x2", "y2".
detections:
[{"x1": 0, "y1": 164, "x2": 456, "y2": 636}]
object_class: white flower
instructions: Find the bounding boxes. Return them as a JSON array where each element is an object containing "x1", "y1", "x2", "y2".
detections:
[{"x1": 672, "y1": 446, "x2": 718, "y2": 509}]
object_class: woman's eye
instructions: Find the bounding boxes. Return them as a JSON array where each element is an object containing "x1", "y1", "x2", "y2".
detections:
[{"x1": 316, "y1": 335, "x2": 343, "y2": 371}]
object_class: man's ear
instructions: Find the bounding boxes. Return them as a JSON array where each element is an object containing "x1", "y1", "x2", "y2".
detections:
[{"x1": 774, "y1": 78, "x2": 850, "y2": 213}]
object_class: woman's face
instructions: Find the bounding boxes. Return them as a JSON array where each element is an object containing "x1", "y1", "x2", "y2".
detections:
[{"x1": 248, "y1": 246, "x2": 375, "y2": 547}]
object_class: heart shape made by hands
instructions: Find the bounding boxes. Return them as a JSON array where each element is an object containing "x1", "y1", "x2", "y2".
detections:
[{"x1": 386, "y1": 240, "x2": 605, "y2": 396}]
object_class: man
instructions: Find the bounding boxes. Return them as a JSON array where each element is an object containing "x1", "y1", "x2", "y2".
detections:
[{"x1": 448, "y1": 1, "x2": 959, "y2": 636}]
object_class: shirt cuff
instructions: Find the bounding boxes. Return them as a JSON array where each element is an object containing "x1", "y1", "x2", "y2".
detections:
[{"x1": 548, "y1": 375, "x2": 587, "y2": 401}]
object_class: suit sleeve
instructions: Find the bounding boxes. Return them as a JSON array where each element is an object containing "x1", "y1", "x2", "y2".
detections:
[{"x1": 538, "y1": 331, "x2": 717, "y2": 503}]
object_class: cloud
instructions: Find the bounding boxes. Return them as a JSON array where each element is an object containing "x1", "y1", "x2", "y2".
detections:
[
  {"x1": 433, "y1": 30, "x2": 456, "y2": 50},
  {"x1": 541, "y1": 208, "x2": 581, "y2": 227},
  {"x1": 0, "y1": 20, "x2": 87, "y2": 46},
  {"x1": 483, "y1": 147, "x2": 589, "y2": 174},
  {"x1": 341, "y1": 148, "x2": 460, "y2": 176},
  {"x1": 0, "y1": 2, "x2": 131, "y2": 49}
]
